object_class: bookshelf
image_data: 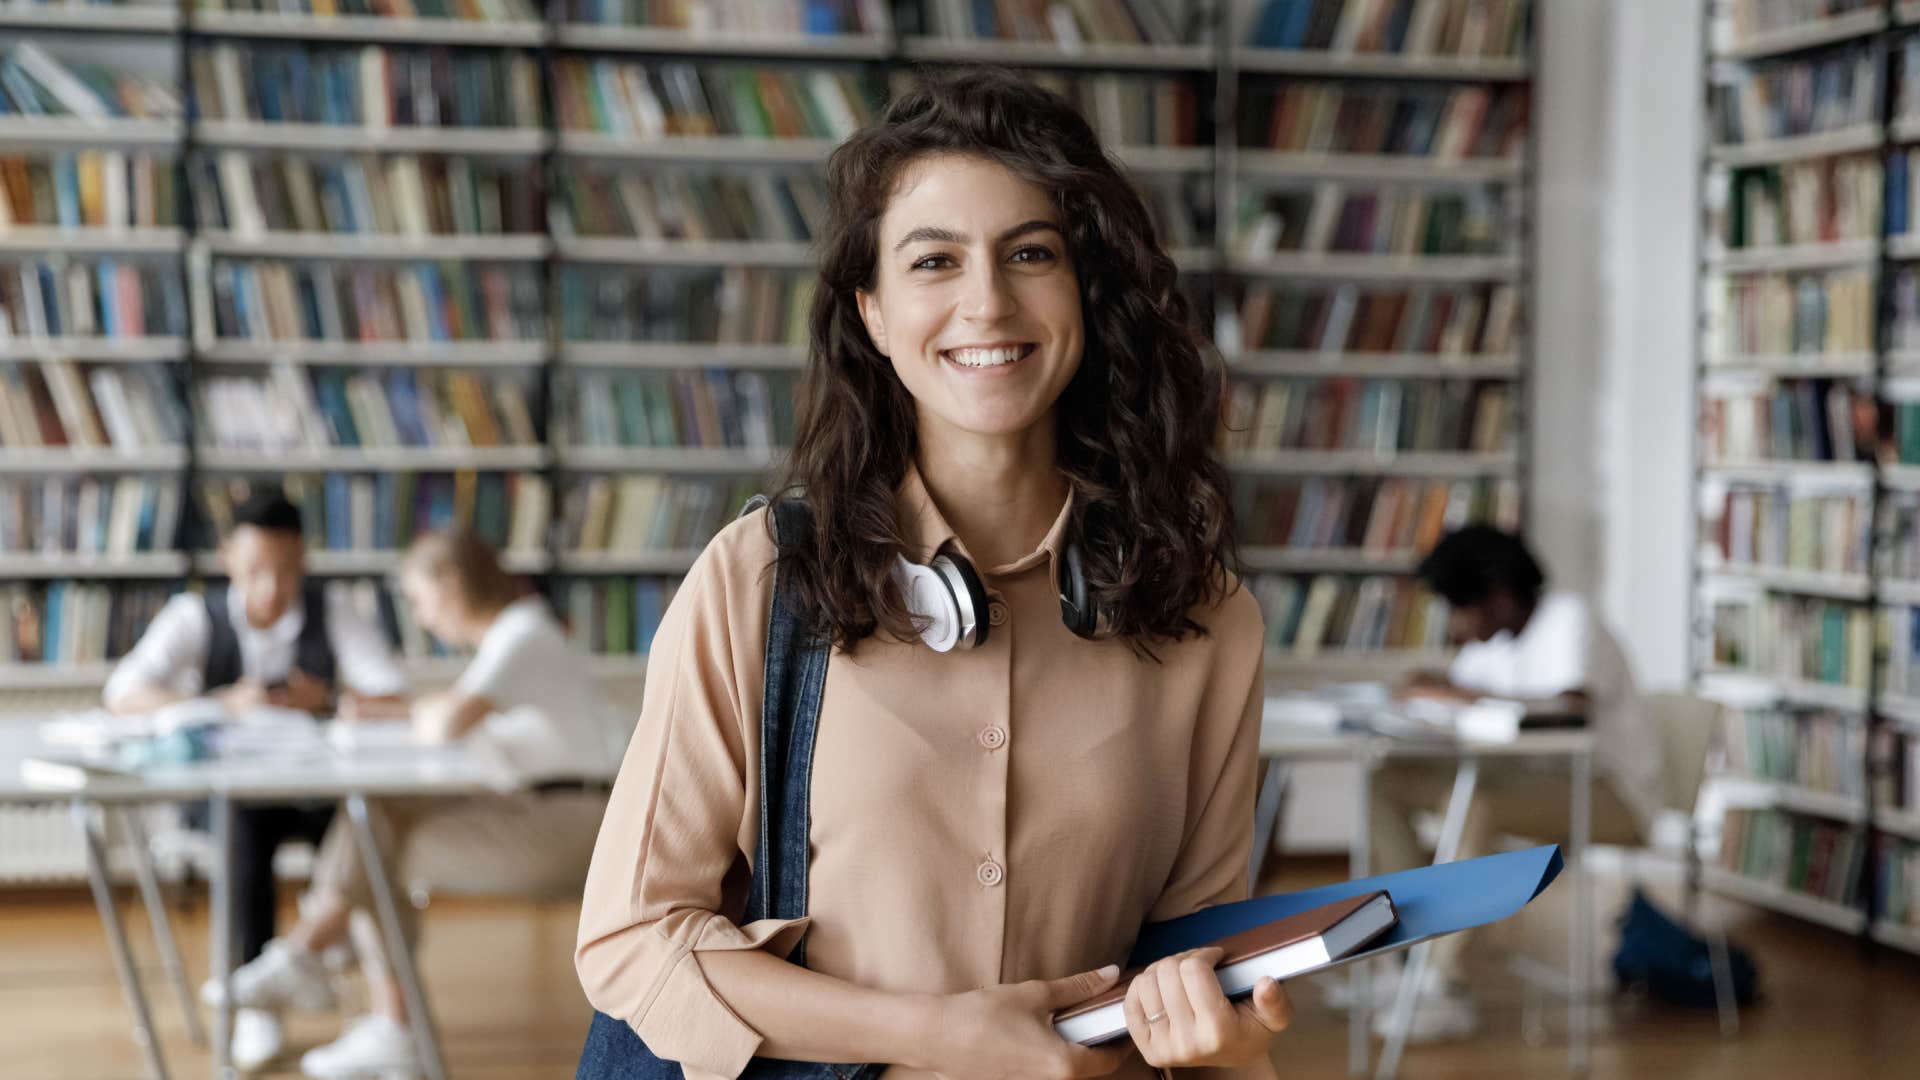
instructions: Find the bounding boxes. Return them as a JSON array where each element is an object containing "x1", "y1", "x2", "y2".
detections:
[
  {"x1": 1692, "y1": 0, "x2": 1920, "y2": 955},
  {"x1": 0, "y1": 0, "x2": 1539, "y2": 694}
]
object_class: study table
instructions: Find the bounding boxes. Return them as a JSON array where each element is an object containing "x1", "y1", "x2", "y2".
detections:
[
  {"x1": 1, "y1": 716, "x2": 509, "y2": 1080},
  {"x1": 1255, "y1": 699, "x2": 1597, "y2": 1079}
]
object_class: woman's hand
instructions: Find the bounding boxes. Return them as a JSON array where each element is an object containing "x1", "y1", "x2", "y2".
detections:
[
  {"x1": 923, "y1": 965, "x2": 1132, "y2": 1080},
  {"x1": 1121, "y1": 948, "x2": 1293, "y2": 1070}
]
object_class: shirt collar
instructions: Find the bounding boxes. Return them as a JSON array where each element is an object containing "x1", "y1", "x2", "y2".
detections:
[
  {"x1": 896, "y1": 462, "x2": 1073, "y2": 579},
  {"x1": 226, "y1": 580, "x2": 305, "y2": 646}
]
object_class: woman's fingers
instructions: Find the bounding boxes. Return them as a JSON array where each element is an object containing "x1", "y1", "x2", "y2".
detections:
[
  {"x1": 1152, "y1": 953, "x2": 1200, "y2": 1034},
  {"x1": 1245, "y1": 977, "x2": 1294, "y2": 1033},
  {"x1": 1175, "y1": 950, "x2": 1237, "y2": 1034}
]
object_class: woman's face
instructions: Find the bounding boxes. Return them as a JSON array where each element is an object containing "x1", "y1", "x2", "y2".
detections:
[
  {"x1": 856, "y1": 153, "x2": 1084, "y2": 446},
  {"x1": 398, "y1": 568, "x2": 467, "y2": 647}
]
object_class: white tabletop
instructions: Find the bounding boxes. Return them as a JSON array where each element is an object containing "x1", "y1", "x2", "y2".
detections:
[{"x1": 0, "y1": 716, "x2": 514, "y2": 804}]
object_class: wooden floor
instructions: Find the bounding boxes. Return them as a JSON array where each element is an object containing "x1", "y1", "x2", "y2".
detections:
[{"x1": 7, "y1": 857, "x2": 1920, "y2": 1079}]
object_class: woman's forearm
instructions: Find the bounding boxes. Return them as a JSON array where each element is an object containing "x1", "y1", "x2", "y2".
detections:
[{"x1": 698, "y1": 947, "x2": 942, "y2": 1068}]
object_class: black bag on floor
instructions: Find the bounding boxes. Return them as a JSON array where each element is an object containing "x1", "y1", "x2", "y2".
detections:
[{"x1": 1611, "y1": 887, "x2": 1759, "y2": 1009}]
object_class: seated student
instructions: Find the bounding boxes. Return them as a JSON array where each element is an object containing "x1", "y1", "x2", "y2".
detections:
[
  {"x1": 102, "y1": 488, "x2": 409, "y2": 1071},
  {"x1": 217, "y1": 529, "x2": 613, "y2": 1080},
  {"x1": 1363, "y1": 525, "x2": 1661, "y2": 1041}
]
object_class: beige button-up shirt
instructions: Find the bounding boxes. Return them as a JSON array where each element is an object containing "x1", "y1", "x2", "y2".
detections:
[{"x1": 577, "y1": 466, "x2": 1267, "y2": 1079}]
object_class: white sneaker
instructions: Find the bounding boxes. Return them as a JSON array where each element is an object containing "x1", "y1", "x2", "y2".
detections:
[
  {"x1": 300, "y1": 1014, "x2": 419, "y2": 1079},
  {"x1": 1370, "y1": 984, "x2": 1481, "y2": 1044},
  {"x1": 201, "y1": 939, "x2": 338, "y2": 1012},
  {"x1": 230, "y1": 1008, "x2": 284, "y2": 1073}
]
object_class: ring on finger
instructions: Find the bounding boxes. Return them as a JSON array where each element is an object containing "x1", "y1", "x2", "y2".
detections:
[{"x1": 1145, "y1": 1010, "x2": 1167, "y2": 1025}]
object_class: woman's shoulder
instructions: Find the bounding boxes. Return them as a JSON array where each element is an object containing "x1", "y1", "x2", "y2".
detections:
[
  {"x1": 686, "y1": 503, "x2": 783, "y2": 599},
  {"x1": 1192, "y1": 570, "x2": 1265, "y2": 647}
]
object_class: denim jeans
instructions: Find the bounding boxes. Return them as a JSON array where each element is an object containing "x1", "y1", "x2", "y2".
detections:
[{"x1": 576, "y1": 498, "x2": 880, "y2": 1080}]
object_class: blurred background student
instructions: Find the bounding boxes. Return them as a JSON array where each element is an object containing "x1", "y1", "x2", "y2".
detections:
[
  {"x1": 1357, "y1": 526, "x2": 1661, "y2": 1042},
  {"x1": 214, "y1": 529, "x2": 615, "y2": 1078},
  {"x1": 101, "y1": 488, "x2": 410, "y2": 1069}
]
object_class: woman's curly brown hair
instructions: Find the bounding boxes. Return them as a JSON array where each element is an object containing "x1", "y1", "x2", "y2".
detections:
[{"x1": 770, "y1": 66, "x2": 1239, "y2": 652}]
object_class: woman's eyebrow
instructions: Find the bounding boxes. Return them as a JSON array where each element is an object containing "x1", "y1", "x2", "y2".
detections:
[{"x1": 892, "y1": 220, "x2": 1062, "y2": 252}]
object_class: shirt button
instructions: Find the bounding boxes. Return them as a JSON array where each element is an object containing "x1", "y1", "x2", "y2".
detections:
[
  {"x1": 977, "y1": 858, "x2": 1005, "y2": 887},
  {"x1": 988, "y1": 602, "x2": 1008, "y2": 627},
  {"x1": 978, "y1": 725, "x2": 1007, "y2": 751}
]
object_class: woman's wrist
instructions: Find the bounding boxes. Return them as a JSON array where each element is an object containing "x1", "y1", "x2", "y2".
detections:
[{"x1": 895, "y1": 991, "x2": 954, "y2": 1071}]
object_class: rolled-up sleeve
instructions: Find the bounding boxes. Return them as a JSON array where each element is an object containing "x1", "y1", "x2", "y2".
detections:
[
  {"x1": 575, "y1": 513, "x2": 805, "y2": 1079},
  {"x1": 1147, "y1": 584, "x2": 1267, "y2": 921},
  {"x1": 102, "y1": 594, "x2": 209, "y2": 709}
]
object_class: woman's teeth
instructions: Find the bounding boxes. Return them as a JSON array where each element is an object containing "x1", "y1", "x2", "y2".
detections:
[{"x1": 945, "y1": 345, "x2": 1031, "y2": 368}]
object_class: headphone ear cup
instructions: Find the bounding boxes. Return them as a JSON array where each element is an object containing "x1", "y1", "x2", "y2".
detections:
[
  {"x1": 892, "y1": 556, "x2": 962, "y2": 652},
  {"x1": 930, "y1": 549, "x2": 990, "y2": 649},
  {"x1": 1057, "y1": 543, "x2": 1097, "y2": 639}
]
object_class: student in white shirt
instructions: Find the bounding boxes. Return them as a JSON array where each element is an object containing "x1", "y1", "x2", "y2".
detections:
[
  {"x1": 217, "y1": 530, "x2": 614, "y2": 1080},
  {"x1": 1363, "y1": 526, "x2": 1660, "y2": 1042},
  {"x1": 103, "y1": 489, "x2": 409, "y2": 1072}
]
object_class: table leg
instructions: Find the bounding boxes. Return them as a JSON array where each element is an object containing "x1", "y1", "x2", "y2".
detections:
[
  {"x1": 1349, "y1": 752, "x2": 1374, "y2": 1077},
  {"x1": 209, "y1": 795, "x2": 233, "y2": 1080},
  {"x1": 74, "y1": 798, "x2": 171, "y2": 1080},
  {"x1": 118, "y1": 806, "x2": 207, "y2": 1047},
  {"x1": 1570, "y1": 749, "x2": 1592, "y2": 1072},
  {"x1": 1375, "y1": 757, "x2": 1480, "y2": 1080},
  {"x1": 1250, "y1": 757, "x2": 1291, "y2": 889},
  {"x1": 344, "y1": 793, "x2": 448, "y2": 1080}
]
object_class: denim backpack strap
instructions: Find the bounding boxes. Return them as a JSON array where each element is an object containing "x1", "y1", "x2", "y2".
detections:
[
  {"x1": 577, "y1": 496, "x2": 881, "y2": 1080},
  {"x1": 744, "y1": 497, "x2": 830, "y2": 947}
]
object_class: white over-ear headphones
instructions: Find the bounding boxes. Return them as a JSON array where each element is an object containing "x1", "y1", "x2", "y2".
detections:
[{"x1": 891, "y1": 541, "x2": 1097, "y2": 652}]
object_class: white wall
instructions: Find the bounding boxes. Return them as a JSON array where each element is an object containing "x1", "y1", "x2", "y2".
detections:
[
  {"x1": 1526, "y1": 0, "x2": 1698, "y2": 692},
  {"x1": 1595, "y1": 0, "x2": 1700, "y2": 692}
]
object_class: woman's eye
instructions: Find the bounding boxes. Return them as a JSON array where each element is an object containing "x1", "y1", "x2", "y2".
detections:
[
  {"x1": 1010, "y1": 246, "x2": 1056, "y2": 264},
  {"x1": 911, "y1": 254, "x2": 954, "y2": 271}
]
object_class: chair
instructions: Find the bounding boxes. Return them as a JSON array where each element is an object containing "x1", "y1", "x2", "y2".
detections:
[{"x1": 1636, "y1": 691, "x2": 1740, "y2": 1034}]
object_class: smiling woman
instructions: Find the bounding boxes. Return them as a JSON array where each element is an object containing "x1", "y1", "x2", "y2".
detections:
[
  {"x1": 789, "y1": 69, "x2": 1238, "y2": 650},
  {"x1": 575, "y1": 69, "x2": 1282, "y2": 1080}
]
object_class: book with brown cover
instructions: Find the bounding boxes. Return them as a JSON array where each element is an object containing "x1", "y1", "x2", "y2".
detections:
[{"x1": 1052, "y1": 890, "x2": 1397, "y2": 1045}]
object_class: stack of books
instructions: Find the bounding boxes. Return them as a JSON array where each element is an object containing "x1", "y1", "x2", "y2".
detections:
[
  {"x1": 1220, "y1": 377, "x2": 1513, "y2": 457},
  {"x1": 191, "y1": 152, "x2": 543, "y2": 238},
  {"x1": 1717, "y1": 706, "x2": 1866, "y2": 798},
  {"x1": 1247, "y1": 0, "x2": 1531, "y2": 58},
  {"x1": 0, "y1": 361, "x2": 186, "y2": 451},
  {"x1": 1708, "y1": 591, "x2": 1873, "y2": 692},
  {"x1": 560, "y1": 474, "x2": 761, "y2": 553},
  {"x1": 1703, "y1": 482, "x2": 1870, "y2": 577},
  {"x1": 557, "y1": 368, "x2": 796, "y2": 451},
  {"x1": 0, "y1": 153, "x2": 182, "y2": 231},
  {"x1": 0, "y1": 476, "x2": 183, "y2": 557},
  {"x1": 1236, "y1": 474, "x2": 1517, "y2": 556},
  {"x1": 1238, "y1": 83, "x2": 1528, "y2": 161},
  {"x1": 198, "y1": 471, "x2": 549, "y2": 560},
  {"x1": 558, "y1": 266, "x2": 811, "y2": 345},
  {"x1": 192, "y1": 365, "x2": 539, "y2": 454},
  {"x1": 1700, "y1": 378, "x2": 1880, "y2": 465},
  {"x1": 190, "y1": 43, "x2": 542, "y2": 130},
  {"x1": 1250, "y1": 572, "x2": 1449, "y2": 655},
  {"x1": 1711, "y1": 269, "x2": 1873, "y2": 360},
  {"x1": 1231, "y1": 280, "x2": 1520, "y2": 357},
  {"x1": 0, "y1": 582, "x2": 174, "y2": 666},
  {"x1": 206, "y1": 260, "x2": 544, "y2": 344},
  {"x1": 0, "y1": 259, "x2": 188, "y2": 339},
  {"x1": 1233, "y1": 185, "x2": 1506, "y2": 259}
]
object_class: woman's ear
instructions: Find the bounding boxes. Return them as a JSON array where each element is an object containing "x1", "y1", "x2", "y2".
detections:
[{"x1": 855, "y1": 288, "x2": 888, "y2": 356}]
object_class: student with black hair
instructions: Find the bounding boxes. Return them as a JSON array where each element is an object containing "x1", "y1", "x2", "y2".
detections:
[
  {"x1": 1350, "y1": 525, "x2": 1660, "y2": 1042},
  {"x1": 102, "y1": 487, "x2": 409, "y2": 1072}
]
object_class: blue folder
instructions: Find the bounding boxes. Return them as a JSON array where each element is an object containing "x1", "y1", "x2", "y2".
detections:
[{"x1": 1129, "y1": 845, "x2": 1565, "y2": 970}]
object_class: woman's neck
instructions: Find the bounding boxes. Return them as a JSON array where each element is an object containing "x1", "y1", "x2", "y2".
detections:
[{"x1": 915, "y1": 417, "x2": 1068, "y2": 569}]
